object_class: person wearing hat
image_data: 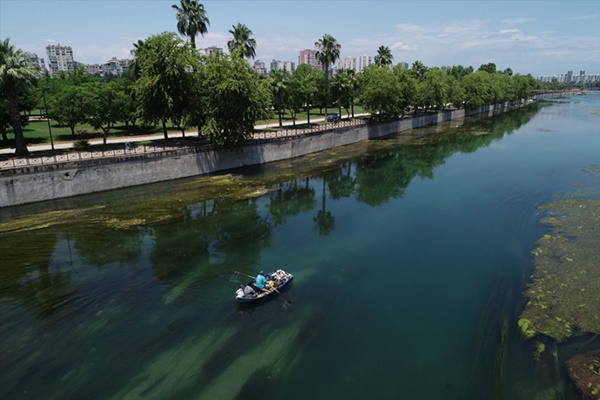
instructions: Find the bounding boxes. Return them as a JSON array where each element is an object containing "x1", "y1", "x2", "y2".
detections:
[{"x1": 254, "y1": 270, "x2": 267, "y2": 291}]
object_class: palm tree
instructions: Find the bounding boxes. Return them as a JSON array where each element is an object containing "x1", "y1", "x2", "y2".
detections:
[
  {"x1": 314, "y1": 34, "x2": 341, "y2": 118},
  {"x1": 374, "y1": 45, "x2": 393, "y2": 67},
  {"x1": 0, "y1": 38, "x2": 39, "y2": 156},
  {"x1": 227, "y1": 23, "x2": 257, "y2": 59},
  {"x1": 411, "y1": 60, "x2": 427, "y2": 80},
  {"x1": 172, "y1": 0, "x2": 209, "y2": 49}
]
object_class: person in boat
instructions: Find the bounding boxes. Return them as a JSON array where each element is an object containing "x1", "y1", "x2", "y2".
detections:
[
  {"x1": 253, "y1": 271, "x2": 267, "y2": 292},
  {"x1": 243, "y1": 284, "x2": 256, "y2": 297}
]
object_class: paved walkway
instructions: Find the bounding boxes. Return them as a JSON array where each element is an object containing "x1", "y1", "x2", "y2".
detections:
[{"x1": 0, "y1": 116, "x2": 347, "y2": 155}]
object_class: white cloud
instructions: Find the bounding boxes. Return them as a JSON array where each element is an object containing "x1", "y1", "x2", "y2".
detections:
[
  {"x1": 502, "y1": 17, "x2": 535, "y2": 25},
  {"x1": 391, "y1": 42, "x2": 418, "y2": 51},
  {"x1": 499, "y1": 29, "x2": 521, "y2": 34}
]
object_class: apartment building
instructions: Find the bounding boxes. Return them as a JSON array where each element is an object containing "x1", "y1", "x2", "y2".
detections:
[
  {"x1": 298, "y1": 49, "x2": 320, "y2": 69},
  {"x1": 538, "y1": 70, "x2": 600, "y2": 84},
  {"x1": 252, "y1": 60, "x2": 267, "y2": 75},
  {"x1": 337, "y1": 56, "x2": 356, "y2": 72},
  {"x1": 46, "y1": 44, "x2": 74, "y2": 76},
  {"x1": 270, "y1": 59, "x2": 295, "y2": 74},
  {"x1": 85, "y1": 57, "x2": 131, "y2": 76},
  {"x1": 356, "y1": 55, "x2": 372, "y2": 73}
]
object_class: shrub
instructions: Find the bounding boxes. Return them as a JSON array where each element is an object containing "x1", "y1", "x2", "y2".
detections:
[{"x1": 73, "y1": 140, "x2": 91, "y2": 150}]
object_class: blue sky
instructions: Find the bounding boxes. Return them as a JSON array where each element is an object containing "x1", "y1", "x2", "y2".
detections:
[{"x1": 1, "y1": 0, "x2": 599, "y2": 76}]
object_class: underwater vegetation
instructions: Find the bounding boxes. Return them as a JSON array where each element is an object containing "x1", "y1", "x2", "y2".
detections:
[
  {"x1": 566, "y1": 351, "x2": 600, "y2": 399},
  {"x1": 520, "y1": 198, "x2": 600, "y2": 342}
]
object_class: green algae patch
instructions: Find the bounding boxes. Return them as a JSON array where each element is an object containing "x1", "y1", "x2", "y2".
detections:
[
  {"x1": 566, "y1": 352, "x2": 600, "y2": 399},
  {"x1": 520, "y1": 199, "x2": 600, "y2": 342}
]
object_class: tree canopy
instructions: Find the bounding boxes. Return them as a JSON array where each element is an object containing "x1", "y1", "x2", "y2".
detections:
[
  {"x1": 132, "y1": 32, "x2": 200, "y2": 139},
  {"x1": 203, "y1": 53, "x2": 270, "y2": 146},
  {"x1": 0, "y1": 37, "x2": 39, "y2": 155},
  {"x1": 227, "y1": 23, "x2": 257, "y2": 59},
  {"x1": 374, "y1": 45, "x2": 393, "y2": 68},
  {"x1": 315, "y1": 34, "x2": 341, "y2": 117},
  {"x1": 172, "y1": 0, "x2": 210, "y2": 49}
]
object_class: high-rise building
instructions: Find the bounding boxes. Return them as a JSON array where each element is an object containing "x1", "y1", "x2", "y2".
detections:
[
  {"x1": 298, "y1": 49, "x2": 319, "y2": 69},
  {"x1": 46, "y1": 44, "x2": 74, "y2": 76},
  {"x1": 356, "y1": 55, "x2": 372, "y2": 73},
  {"x1": 337, "y1": 56, "x2": 356, "y2": 72},
  {"x1": 270, "y1": 60, "x2": 295, "y2": 74},
  {"x1": 253, "y1": 60, "x2": 267, "y2": 75},
  {"x1": 566, "y1": 70, "x2": 573, "y2": 84}
]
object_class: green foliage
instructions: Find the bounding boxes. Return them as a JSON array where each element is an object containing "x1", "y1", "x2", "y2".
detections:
[
  {"x1": 227, "y1": 23, "x2": 257, "y2": 59},
  {"x1": 203, "y1": 53, "x2": 270, "y2": 147},
  {"x1": 73, "y1": 139, "x2": 91, "y2": 150},
  {"x1": 315, "y1": 34, "x2": 341, "y2": 114},
  {"x1": 289, "y1": 64, "x2": 320, "y2": 123},
  {"x1": 461, "y1": 71, "x2": 493, "y2": 109},
  {"x1": 478, "y1": 62, "x2": 497, "y2": 74},
  {"x1": 359, "y1": 64, "x2": 414, "y2": 120},
  {"x1": 269, "y1": 68, "x2": 290, "y2": 127},
  {"x1": 330, "y1": 70, "x2": 355, "y2": 116},
  {"x1": 374, "y1": 45, "x2": 393, "y2": 67},
  {"x1": 0, "y1": 37, "x2": 40, "y2": 155},
  {"x1": 132, "y1": 32, "x2": 201, "y2": 139},
  {"x1": 172, "y1": 0, "x2": 209, "y2": 49}
]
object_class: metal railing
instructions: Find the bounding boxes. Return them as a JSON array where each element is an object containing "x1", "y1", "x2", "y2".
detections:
[
  {"x1": 251, "y1": 118, "x2": 367, "y2": 141},
  {"x1": 1, "y1": 118, "x2": 368, "y2": 171}
]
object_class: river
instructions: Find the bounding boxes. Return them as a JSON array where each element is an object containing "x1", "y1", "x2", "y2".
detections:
[{"x1": 1, "y1": 93, "x2": 599, "y2": 400}]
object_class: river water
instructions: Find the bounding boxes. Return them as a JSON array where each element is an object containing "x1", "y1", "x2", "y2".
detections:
[{"x1": 1, "y1": 93, "x2": 599, "y2": 400}]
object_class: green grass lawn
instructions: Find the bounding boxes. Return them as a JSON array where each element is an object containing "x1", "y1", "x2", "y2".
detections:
[{"x1": 3, "y1": 104, "x2": 368, "y2": 149}]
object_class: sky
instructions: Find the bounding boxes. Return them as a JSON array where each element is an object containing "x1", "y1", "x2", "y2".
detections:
[{"x1": 1, "y1": 0, "x2": 599, "y2": 77}]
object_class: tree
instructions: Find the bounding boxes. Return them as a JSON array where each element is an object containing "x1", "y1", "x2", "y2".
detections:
[
  {"x1": 83, "y1": 80, "x2": 129, "y2": 144},
  {"x1": 314, "y1": 34, "x2": 341, "y2": 117},
  {"x1": 269, "y1": 68, "x2": 289, "y2": 127},
  {"x1": 461, "y1": 71, "x2": 494, "y2": 109},
  {"x1": 0, "y1": 38, "x2": 39, "y2": 155},
  {"x1": 41, "y1": 69, "x2": 93, "y2": 137},
  {"x1": 478, "y1": 62, "x2": 497, "y2": 74},
  {"x1": 132, "y1": 32, "x2": 200, "y2": 139},
  {"x1": 359, "y1": 64, "x2": 403, "y2": 120},
  {"x1": 392, "y1": 66, "x2": 417, "y2": 116},
  {"x1": 290, "y1": 64, "x2": 319, "y2": 124},
  {"x1": 411, "y1": 60, "x2": 428, "y2": 80},
  {"x1": 227, "y1": 23, "x2": 257, "y2": 59},
  {"x1": 0, "y1": 96, "x2": 10, "y2": 143},
  {"x1": 330, "y1": 70, "x2": 353, "y2": 117},
  {"x1": 343, "y1": 69, "x2": 359, "y2": 118},
  {"x1": 418, "y1": 68, "x2": 450, "y2": 110},
  {"x1": 172, "y1": 0, "x2": 210, "y2": 49},
  {"x1": 203, "y1": 53, "x2": 270, "y2": 146},
  {"x1": 374, "y1": 45, "x2": 393, "y2": 67}
]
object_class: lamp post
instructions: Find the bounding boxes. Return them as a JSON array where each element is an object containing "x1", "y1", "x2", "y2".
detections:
[{"x1": 41, "y1": 89, "x2": 55, "y2": 151}]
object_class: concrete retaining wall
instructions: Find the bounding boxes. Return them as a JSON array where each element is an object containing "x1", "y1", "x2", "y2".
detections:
[{"x1": 0, "y1": 97, "x2": 560, "y2": 207}]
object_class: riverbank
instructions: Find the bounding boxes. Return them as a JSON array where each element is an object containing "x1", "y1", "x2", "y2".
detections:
[{"x1": 0, "y1": 92, "x2": 575, "y2": 207}]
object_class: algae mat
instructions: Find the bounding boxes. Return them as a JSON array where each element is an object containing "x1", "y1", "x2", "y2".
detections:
[{"x1": 520, "y1": 198, "x2": 600, "y2": 342}]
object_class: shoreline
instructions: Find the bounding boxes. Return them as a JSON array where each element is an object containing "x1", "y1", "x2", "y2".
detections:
[{"x1": 0, "y1": 92, "x2": 578, "y2": 208}]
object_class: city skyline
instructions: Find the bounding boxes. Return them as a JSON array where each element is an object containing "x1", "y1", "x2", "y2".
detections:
[{"x1": 1, "y1": 0, "x2": 599, "y2": 77}]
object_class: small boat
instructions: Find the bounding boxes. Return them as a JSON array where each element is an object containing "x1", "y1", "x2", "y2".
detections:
[{"x1": 235, "y1": 269, "x2": 294, "y2": 303}]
